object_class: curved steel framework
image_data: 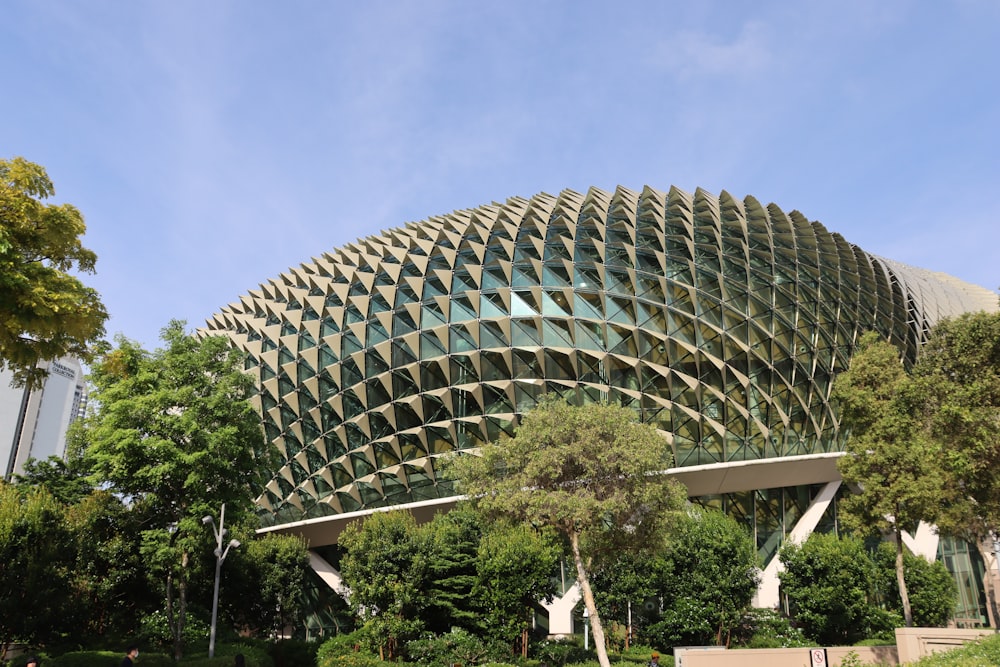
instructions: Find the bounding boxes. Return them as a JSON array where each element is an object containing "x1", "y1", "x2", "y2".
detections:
[{"x1": 202, "y1": 185, "x2": 996, "y2": 530}]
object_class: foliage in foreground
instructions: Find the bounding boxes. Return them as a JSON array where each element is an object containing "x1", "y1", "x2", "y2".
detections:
[
  {"x1": 911, "y1": 632, "x2": 1000, "y2": 666},
  {"x1": 591, "y1": 508, "x2": 761, "y2": 649},
  {"x1": 73, "y1": 321, "x2": 272, "y2": 658},
  {"x1": 779, "y1": 533, "x2": 900, "y2": 645},
  {"x1": 337, "y1": 507, "x2": 559, "y2": 661},
  {"x1": 447, "y1": 397, "x2": 688, "y2": 667},
  {"x1": 833, "y1": 330, "x2": 947, "y2": 627},
  {"x1": 780, "y1": 531, "x2": 958, "y2": 646},
  {"x1": 0, "y1": 155, "x2": 108, "y2": 388}
]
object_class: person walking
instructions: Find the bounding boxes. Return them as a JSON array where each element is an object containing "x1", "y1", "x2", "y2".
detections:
[{"x1": 121, "y1": 645, "x2": 139, "y2": 667}]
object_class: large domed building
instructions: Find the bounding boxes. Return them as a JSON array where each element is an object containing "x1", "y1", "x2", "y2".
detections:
[{"x1": 202, "y1": 185, "x2": 996, "y2": 616}]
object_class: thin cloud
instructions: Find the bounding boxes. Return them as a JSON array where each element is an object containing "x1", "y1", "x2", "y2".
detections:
[{"x1": 648, "y1": 20, "x2": 773, "y2": 81}]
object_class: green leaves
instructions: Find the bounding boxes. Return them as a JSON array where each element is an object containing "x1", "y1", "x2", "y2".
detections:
[
  {"x1": 446, "y1": 397, "x2": 688, "y2": 667},
  {"x1": 779, "y1": 533, "x2": 898, "y2": 645},
  {"x1": 0, "y1": 483, "x2": 75, "y2": 651},
  {"x1": 81, "y1": 321, "x2": 267, "y2": 527},
  {"x1": 449, "y1": 397, "x2": 685, "y2": 554},
  {"x1": 0, "y1": 157, "x2": 107, "y2": 387},
  {"x1": 74, "y1": 320, "x2": 269, "y2": 657}
]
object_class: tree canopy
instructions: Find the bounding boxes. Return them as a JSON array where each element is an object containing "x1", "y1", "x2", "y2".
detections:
[
  {"x1": 832, "y1": 330, "x2": 947, "y2": 626},
  {"x1": 779, "y1": 532, "x2": 898, "y2": 645},
  {"x1": 0, "y1": 157, "x2": 107, "y2": 387},
  {"x1": 591, "y1": 507, "x2": 760, "y2": 650},
  {"x1": 339, "y1": 510, "x2": 429, "y2": 660},
  {"x1": 911, "y1": 311, "x2": 1000, "y2": 624},
  {"x1": 72, "y1": 320, "x2": 270, "y2": 658},
  {"x1": 656, "y1": 508, "x2": 760, "y2": 647},
  {"x1": 0, "y1": 483, "x2": 74, "y2": 655},
  {"x1": 447, "y1": 397, "x2": 687, "y2": 667}
]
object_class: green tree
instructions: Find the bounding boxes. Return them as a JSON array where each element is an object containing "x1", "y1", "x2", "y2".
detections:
[
  {"x1": 779, "y1": 533, "x2": 897, "y2": 645},
  {"x1": 422, "y1": 505, "x2": 486, "y2": 635},
  {"x1": 0, "y1": 157, "x2": 107, "y2": 387},
  {"x1": 833, "y1": 331, "x2": 947, "y2": 626},
  {"x1": 338, "y1": 510, "x2": 429, "y2": 660},
  {"x1": 227, "y1": 532, "x2": 311, "y2": 639},
  {"x1": 63, "y1": 489, "x2": 153, "y2": 644},
  {"x1": 652, "y1": 508, "x2": 760, "y2": 647},
  {"x1": 590, "y1": 551, "x2": 663, "y2": 647},
  {"x1": 911, "y1": 311, "x2": 1000, "y2": 626},
  {"x1": 75, "y1": 320, "x2": 268, "y2": 659},
  {"x1": 0, "y1": 482, "x2": 74, "y2": 655},
  {"x1": 14, "y1": 455, "x2": 92, "y2": 505},
  {"x1": 447, "y1": 397, "x2": 687, "y2": 667},
  {"x1": 474, "y1": 520, "x2": 560, "y2": 656},
  {"x1": 871, "y1": 544, "x2": 957, "y2": 628}
]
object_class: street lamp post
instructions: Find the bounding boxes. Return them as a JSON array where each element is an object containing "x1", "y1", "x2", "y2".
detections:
[{"x1": 203, "y1": 503, "x2": 240, "y2": 659}]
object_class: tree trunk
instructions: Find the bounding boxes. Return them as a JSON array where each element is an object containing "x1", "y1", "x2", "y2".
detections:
[
  {"x1": 569, "y1": 531, "x2": 611, "y2": 667},
  {"x1": 894, "y1": 526, "x2": 913, "y2": 626},
  {"x1": 166, "y1": 570, "x2": 176, "y2": 647},
  {"x1": 173, "y1": 550, "x2": 189, "y2": 660}
]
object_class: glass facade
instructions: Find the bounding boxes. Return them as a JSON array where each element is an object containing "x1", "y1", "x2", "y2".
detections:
[{"x1": 202, "y1": 185, "x2": 996, "y2": 529}]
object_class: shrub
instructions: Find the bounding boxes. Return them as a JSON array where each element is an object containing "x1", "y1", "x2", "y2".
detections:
[
  {"x1": 531, "y1": 637, "x2": 593, "y2": 667},
  {"x1": 268, "y1": 638, "x2": 319, "y2": 667},
  {"x1": 318, "y1": 653, "x2": 386, "y2": 667},
  {"x1": 910, "y1": 633, "x2": 1000, "y2": 665},
  {"x1": 317, "y1": 631, "x2": 372, "y2": 659},
  {"x1": 779, "y1": 534, "x2": 898, "y2": 645},
  {"x1": 317, "y1": 631, "x2": 383, "y2": 667},
  {"x1": 405, "y1": 629, "x2": 507, "y2": 666},
  {"x1": 179, "y1": 641, "x2": 273, "y2": 667},
  {"x1": 138, "y1": 609, "x2": 211, "y2": 654},
  {"x1": 730, "y1": 608, "x2": 809, "y2": 649}
]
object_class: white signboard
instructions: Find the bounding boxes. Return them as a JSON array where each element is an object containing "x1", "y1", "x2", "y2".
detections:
[{"x1": 810, "y1": 648, "x2": 828, "y2": 667}]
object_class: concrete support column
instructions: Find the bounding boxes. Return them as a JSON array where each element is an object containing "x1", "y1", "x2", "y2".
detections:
[
  {"x1": 542, "y1": 583, "x2": 581, "y2": 636},
  {"x1": 753, "y1": 480, "x2": 841, "y2": 609}
]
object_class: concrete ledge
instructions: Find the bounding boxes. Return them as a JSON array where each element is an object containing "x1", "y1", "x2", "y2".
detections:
[
  {"x1": 894, "y1": 627, "x2": 994, "y2": 663},
  {"x1": 676, "y1": 627, "x2": 996, "y2": 666},
  {"x1": 678, "y1": 645, "x2": 898, "y2": 667}
]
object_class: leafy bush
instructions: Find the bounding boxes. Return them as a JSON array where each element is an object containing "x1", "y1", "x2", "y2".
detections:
[
  {"x1": 618, "y1": 643, "x2": 658, "y2": 661},
  {"x1": 317, "y1": 631, "x2": 382, "y2": 667},
  {"x1": 910, "y1": 633, "x2": 1000, "y2": 665},
  {"x1": 405, "y1": 628, "x2": 507, "y2": 666},
  {"x1": 872, "y1": 545, "x2": 957, "y2": 628},
  {"x1": 317, "y1": 631, "x2": 371, "y2": 659},
  {"x1": 531, "y1": 636, "x2": 593, "y2": 667},
  {"x1": 268, "y1": 638, "x2": 319, "y2": 667},
  {"x1": 138, "y1": 609, "x2": 211, "y2": 654},
  {"x1": 779, "y1": 534, "x2": 899, "y2": 645},
  {"x1": 645, "y1": 597, "x2": 716, "y2": 650},
  {"x1": 317, "y1": 653, "x2": 386, "y2": 667},
  {"x1": 180, "y1": 643, "x2": 273, "y2": 667},
  {"x1": 853, "y1": 637, "x2": 896, "y2": 647},
  {"x1": 729, "y1": 608, "x2": 809, "y2": 649}
]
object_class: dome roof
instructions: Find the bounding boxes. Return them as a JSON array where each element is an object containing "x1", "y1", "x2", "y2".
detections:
[{"x1": 203, "y1": 185, "x2": 996, "y2": 526}]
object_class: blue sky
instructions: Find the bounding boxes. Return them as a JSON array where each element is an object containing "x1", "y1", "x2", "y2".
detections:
[{"x1": 3, "y1": 1, "x2": 998, "y2": 350}]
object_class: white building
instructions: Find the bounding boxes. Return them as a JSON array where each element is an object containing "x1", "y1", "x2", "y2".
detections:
[{"x1": 0, "y1": 357, "x2": 87, "y2": 478}]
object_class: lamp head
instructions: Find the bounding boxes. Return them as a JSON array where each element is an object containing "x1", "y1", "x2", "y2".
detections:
[
  {"x1": 202, "y1": 515, "x2": 214, "y2": 526},
  {"x1": 230, "y1": 539, "x2": 241, "y2": 549}
]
